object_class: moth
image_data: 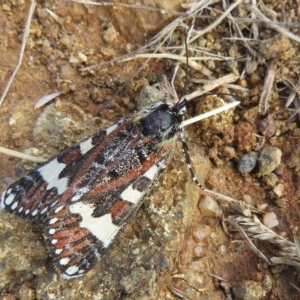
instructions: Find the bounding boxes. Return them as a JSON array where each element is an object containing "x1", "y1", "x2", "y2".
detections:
[
  {"x1": 0, "y1": 96, "x2": 193, "y2": 278},
  {"x1": 0, "y1": 91, "x2": 237, "y2": 279}
]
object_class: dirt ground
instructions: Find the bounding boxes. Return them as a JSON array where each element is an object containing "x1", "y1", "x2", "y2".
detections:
[{"x1": 0, "y1": 0, "x2": 300, "y2": 299}]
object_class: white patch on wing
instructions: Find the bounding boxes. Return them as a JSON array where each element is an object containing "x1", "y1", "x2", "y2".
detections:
[
  {"x1": 60, "y1": 257, "x2": 70, "y2": 265},
  {"x1": 51, "y1": 200, "x2": 59, "y2": 207},
  {"x1": 3, "y1": 193, "x2": 15, "y2": 206},
  {"x1": 54, "y1": 206, "x2": 63, "y2": 213},
  {"x1": 49, "y1": 228, "x2": 56, "y2": 235},
  {"x1": 143, "y1": 164, "x2": 159, "y2": 180},
  {"x1": 71, "y1": 187, "x2": 89, "y2": 202},
  {"x1": 79, "y1": 137, "x2": 93, "y2": 155},
  {"x1": 65, "y1": 265, "x2": 79, "y2": 276},
  {"x1": 41, "y1": 207, "x2": 48, "y2": 214},
  {"x1": 120, "y1": 165, "x2": 160, "y2": 204},
  {"x1": 55, "y1": 248, "x2": 62, "y2": 255},
  {"x1": 32, "y1": 209, "x2": 38, "y2": 216},
  {"x1": 120, "y1": 185, "x2": 142, "y2": 204},
  {"x1": 11, "y1": 202, "x2": 18, "y2": 210},
  {"x1": 106, "y1": 123, "x2": 118, "y2": 135},
  {"x1": 69, "y1": 202, "x2": 119, "y2": 248},
  {"x1": 38, "y1": 159, "x2": 68, "y2": 194},
  {"x1": 49, "y1": 217, "x2": 59, "y2": 225}
]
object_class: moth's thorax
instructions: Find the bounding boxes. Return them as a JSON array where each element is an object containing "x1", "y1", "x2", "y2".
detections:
[{"x1": 137, "y1": 101, "x2": 186, "y2": 143}]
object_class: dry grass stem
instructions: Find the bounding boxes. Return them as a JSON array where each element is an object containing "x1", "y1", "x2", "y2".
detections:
[
  {"x1": 0, "y1": 0, "x2": 36, "y2": 106},
  {"x1": 0, "y1": 146, "x2": 46, "y2": 163},
  {"x1": 228, "y1": 216, "x2": 271, "y2": 264},
  {"x1": 189, "y1": 0, "x2": 244, "y2": 43},
  {"x1": 270, "y1": 257, "x2": 300, "y2": 268},
  {"x1": 71, "y1": 0, "x2": 189, "y2": 16},
  {"x1": 258, "y1": 59, "x2": 277, "y2": 114},
  {"x1": 283, "y1": 78, "x2": 300, "y2": 112},
  {"x1": 228, "y1": 215, "x2": 299, "y2": 266},
  {"x1": 183, "y1": 74, "x2": 240, "y2": 101},
  {"x1": 79, "y1": 0, "x2": 241, "y2": 89},
  {"x1": 182, "y1": 101, "x2": 240, "y2": 127},
  {"x1": 169, "y1": 286, "x2": 195, "y2": 300},
  {"x1": 229, "y1": 17, "x2": 300, "y2": 28},
  {"x1": 250, "y1": 0, "x2": 259, "y2": 40},
  {"x1": 289, "y1": 283, "x2": 300, "y2": 293},
  {"x1": 288, "y1": 99, "x2": 300, "y2": 121},
  {"x1": 34, "y1": 91, "x2": 62, "y2": 110},
  {"x1": 294, "y1": 235, "x2": 300, "y2": 260},
  {"x1": 123, "y1": 53, "x2": 230, "y2": 63},
  {"x1": 46, "y1": 8, "x2": 64, "y2": 25},
  {"x1": 121, "y1": 53, "x2": 230, "y2": 78},
  {"x1": 250, "y1": 4, "x2": 300, "y2": 44},
  {"x1": 205, "y1": 190, "x2": 262, "y2": 216}
]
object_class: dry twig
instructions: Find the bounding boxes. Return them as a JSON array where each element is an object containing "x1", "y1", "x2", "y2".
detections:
[
  {"x1": 0, "y1": 0, "x2": 36, "y2": 106},
  {"x1": 0, "y1": 146, "x2": 46, "y2": 163},
  {"x1": 258, "y1": 59, "x2": 277, "y2": 115}
]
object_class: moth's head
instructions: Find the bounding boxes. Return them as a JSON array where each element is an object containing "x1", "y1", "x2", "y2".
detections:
[{"x1": 137, "y1": 100, "x2": 187, "y2": 141}]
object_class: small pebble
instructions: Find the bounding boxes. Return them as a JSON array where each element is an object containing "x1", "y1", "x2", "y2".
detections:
[
  {"x1": 198, "y1": 196, "x2": 222, "y2": 218},
  {"x1": 238, "y1": 152, "x2": 258, "y2": 173},
  {"x1": 223, "y1": 146, "x2": 236, "y2": 160},
  {"x1": 60, "y1": 32, "x2": 70, "y2": 46},
  {"x1": 19, "y1": 284, "x2": 36, "y2": 300},
  {"x1": 273, "y1": 183, "x2": 284, "y2": 198},
  {"x1": 274, "y1": 198, "x2": 287, "y2": 208},
  {"x1": 103, "y1": 25, "x2": 119, "y2": 43},
  {"x1": 250, "y1": 73, "x2": 261, "y2": 84},
  {"x1": 136, "y1": 85, "x2": 165, "y2": 109},
  {"x1": 2, "y1": 3, "x2": 11, "y2": 10},
  {"x1": 263, "y1": 173, "x2": 278, "y2": 187},
  {"x1": 192, "y1": 225, "x2": 210, "y2": 242},
  {"x1": 122, "y1": 97, "x2": 131, "y2": 106},
  {"x1": 193, "y1": 243, "x2": 208, "y2": 258},
  {"x1": 259, "y1": 34, "x2": 292, "y2": 60},
  {"x1": 263, "y1": 212, "x2": 279, "y2": 228},
  {"x1": 69, "y1": 54, "x2": 79, "y2": 64},
  {"x1": 258, "y1": 203, "x2": 268, "y2": 210},
  {"x1": 245, "y1": 59, "x2": 258, "y2": 74},
  {"x1": 258, "y1": 114, "x2": 277, "y2": 137},
  {"x1": 232, "y1": 275, "x2": 272, "y2": 299},
  {"x1": 220, "y1": 245, "x2": 227, "y2": 252},
  {"x1": 242, "y1": 194, "x2": 252, "y2": 205},
  {"x1": 78, "y1": 51, "x2": 87, "y2": 62},
  {"x1": 258, "y1": 147, "x2": 282, "y2": 176}
]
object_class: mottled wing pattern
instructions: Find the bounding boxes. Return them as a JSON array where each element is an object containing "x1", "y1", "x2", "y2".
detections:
[
  {"x1": 46, "y1": 152, "x2": 170, "y2": 278},
  {"x1": 1, "y1": 121, "x2": 123, "y2": 220},
  {"x1": 1, "y1": 101, "x2": 186, "y2": 278}
]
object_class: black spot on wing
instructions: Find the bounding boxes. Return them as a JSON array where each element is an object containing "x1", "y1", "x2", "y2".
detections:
[
  {"x1": 91, "y1": 130, "x2": 108, "y2": 145},
  {"x1": 132, "y1": 176, "x2": 152, "y2": 192}
]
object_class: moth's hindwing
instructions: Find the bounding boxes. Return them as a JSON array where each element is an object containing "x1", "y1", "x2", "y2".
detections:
[{"x1": 1, "y1": 100, "x2": 187, "y2": 278}]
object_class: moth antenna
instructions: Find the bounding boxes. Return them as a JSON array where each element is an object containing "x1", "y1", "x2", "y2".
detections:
[
  {"x1": 163, "y1": 92, "x2": 168, "y2": 103},
  {"x1": 180, "y1": 131, "x2": 205, "y2": 191},
  {"x1": 180, "y1": 22, "x2": 205, "y2": 191}
]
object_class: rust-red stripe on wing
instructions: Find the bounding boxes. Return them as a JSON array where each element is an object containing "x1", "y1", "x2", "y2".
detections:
[
  {"x1": 85, "y1": 145, "x2": 171, "y2": 198},
  {"x1": 55, "y1": 228, "x2": 91, "y2": 249},
  {"x1": 58, "y1": 240, "x2": 92, "y2": 258},
  {"x1": 55, "y1": 118, "x2": 135, "y2": 205}
]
